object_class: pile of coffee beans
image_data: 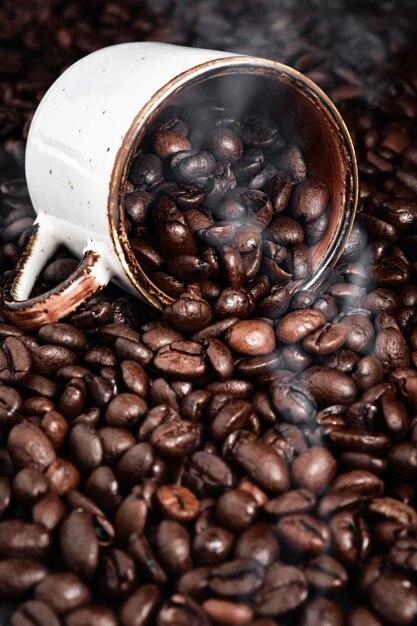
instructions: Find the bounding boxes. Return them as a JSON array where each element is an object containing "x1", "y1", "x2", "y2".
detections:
[
  {"x1": 2, "y1": 1, "x2": 417, "y2": 626},
  {"x1": 124, "y1": 101, "x2": 328, "y2": 301}
]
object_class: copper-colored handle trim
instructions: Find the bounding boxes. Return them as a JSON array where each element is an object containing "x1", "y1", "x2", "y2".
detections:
[{"x1": 1, "y1": 228, "x2": 110, "y2": 331}]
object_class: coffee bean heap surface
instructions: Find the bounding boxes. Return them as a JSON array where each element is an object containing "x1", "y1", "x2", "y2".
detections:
[
  {"x1": 124, "y1": 102, "x2": 328, "y2": 303},
  {"x1": 1, "y1": 1, "x2": 417, "y2": 626}
]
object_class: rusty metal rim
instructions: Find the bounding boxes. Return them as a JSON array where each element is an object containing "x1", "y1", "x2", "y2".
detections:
[{"x1": 107, "y1": 54, "x2": 359, "y2": 312}]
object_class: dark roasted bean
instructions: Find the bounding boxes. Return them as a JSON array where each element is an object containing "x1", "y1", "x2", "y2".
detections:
[
  {"x1": 59, "y1": 511, "x2": 99, "y2": 580},
  {"x1": 120, "y1": 585, "x2": 160, "y2": 626},
  {"x1": 0, "y1": 559, "x2": 49, "y2": 599},
  {"x1": 34, "y1": 572, "x2": 91, "y2": 615},
  {"x1": 253, "y1": 562, "x2": 308, "y2": 616},
  {"x1": 234, "y1": 441, "x2": 290, "y2": 493},
  {"x1": 291, "y1": 447, "x2": 337, "y2": 494},
  {"x1": 369, "y1": 573, "x2": 417, "y2": 626},
  {"x1": 235, "y1": 521, "x2": 279, "y2": 566},
  {"x1": 65, "y1": 606, "x2": 118, "y2": 626},
  {"x1": 207, "y1": 558, "x2": 264, "y2": 597}
]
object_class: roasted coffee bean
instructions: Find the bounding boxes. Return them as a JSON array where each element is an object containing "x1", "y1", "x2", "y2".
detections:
[
  {"x1": 171, "y1": 150, "x2": 216, "y2": 182},
  {"x1": 238, "y1": 114, "x2": 281, "y2": 149},
  {"x1": 38, "y1": 323, "x2": 86, "y2": 350},
  {"x1": 163, "y1": 293, "x2": 212, "y2": 334},
  {"x1": 186, "y1": 451, "x2": 233, "y2": 495},
  {"x1": 270, "y1": 378, "x2": 316, "y2": 424},
  {"x1": 326, "y1": 428, "x2": 390, "y2": 454},
  {"x1": 0, "y1": 519, "x2": 51, "y2": 560},
  {"x1": 85, "y1": 466, "x2": 121, "y2": 512},
  {"x1": 300, "y1": 366, "x2": 357, "y2": 406},
  {"x1": 0, "y1": 387, "x2": 21, "y2": 429},
  {"x1": 128, "y1": 533, "x2": 167, "y2": 585},
  {"x1": 264, "y1": 489, "x2": 316, "y2": 518},
  {"x1": 340, "y1": 313, "x2": 374, "y2": 354},
  {"x1": 253, "y1": 562, "x2": 308, "y2": 616},
  {"x1": 213, "y1": 287, "x2": 256, "y2": 319},
  {"x1": 32, "y1": 492, "x2": 66, "y2": 531},
  {"x1": 202, "y1": 599, "x2": 253, "y2": 626},
  {"x1": 211, "y1": 399, "x2": 252, "y2": 440},
  {"x1": 305, "y1": 555, "x2": 348, "y2": 592},
  {"x1": 151, "y1": 419, "x2": 200, "y2": 458},
  {"x1": 275, "y1": 514, "x2": 331, "y2": 556},
  {"x1": 116, "y1": 443, "x2": 154, "y2": 488},
  {"x1": 0, "y1": 336, "x2": 31, "y2": 382},
  {"x1": 346, "y1": 607, "x2": 383, "y2": 626},
  {"x1": 215, "y1": 489, "x2": 259, "y2": 530},
  {"x1": 155, "y1": 520, "x2": 192, "y2": 574},
  {"x1": 291, "y1": 447, "x2": 337, "y2": 494},
  {"x1": 105, "y1": 393, "x2": 147, "y2": 428},
  {"x1": 8, "y1": 422, "x2": 56, "y2": 470},
  {"x1": 193, "y1": 526, "x2": 235, "y2": 566},
  {"x1": 235, "y1": 521, "x2": 279, "y2": 567},
  {"x1": 204, "y1": 338, "x2": 234, "y2": 381},
  {"x1": 67, "y1": 423, "x2": 103, "y2": 473},
  {"x1": 279, "y1": 144, "x2": 307, "y2": 182},
  {"x1": 206, "y1": 128, "x2": 243, "y2": 162},
  {"x1": 291, "y1": 179, "x2": 329, "y2": 223},
  {"x1": 375, "y1": 327, "x2": 410, "y2": 369},
  {"x1": 98, "y1": 548, "x2": 137, "y2": 599},
  {"x1": 270, "y1": 172, "x2": 293, "y2": 213},
  {"x1": 34, "y1": 572, "x2": 91, "y2": 615},
  {"x1": 10, "y1": 599, "x2": 60, "y2": 626},
  {"x1": 208, "y1": 559, "x2": 264, "y2": 597},
  {"x1": 154, "y1": 340, "x2": 206, "y2": 379},
  {"x1": 370, "y1": 573, "x2": 417, "y2": 626},
  {"x1": 99, "y1": 427, "x2": 135, "y2": 465},
  {"x1": 330, "y1": 470, "x2": 384, "y2": 497},
  {"x1": 366, "y1": 497, "x2": 417, "y2": 528},
  {"x1": 120, "y1": 585, "x2": 160, "y2": 626},
  {"x1": 59, "y1": 511, "x2": 99, "y2": 580},
  {"x1": 154, "y1": 131, "x2": 192, "y2": 159},
  {"x1": 306, "y1": 212, "x2": 330, "y2": 245},
  {"x1": 156, "y1": 485, "x2": 200, "y2": 522},
  {"x1": 0, "y1": 559, "x2": 49, "y2": 599},
  {"x1": 225, "y1": 319, "x2": 275, "y2": 355},
  {"x1": 65, "y1": 606, "x2": 118, "y2": 626},
  {"x1": 234, "y1": 440, "x2": 290, "y2": 493},
  {"x1": 156, "y1": 594, "x2": 211, "y2": 626},
  {"x1": 302, "y1": 322, "x2": 347, "y2": 355},
  {"x1": 129, "y1": 153, "x2": 163, "y2": 188},
  {"x1": 124, "y1": 190, "x2": 154, "y2": 224},
  {"x1": 330, "y1": 511, "x2": 371, "y2": 566},
  {"x1": 12, "y1": 467, "x2": 48, "y2": 505},
  {"x1": 276, "y1": 310, "x2": 325, "y2": 343},
  {"x1": 298, "y1": 598, "x2": 344, "y2": 626}
]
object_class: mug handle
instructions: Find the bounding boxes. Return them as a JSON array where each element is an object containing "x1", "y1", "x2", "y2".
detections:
[{"x1": 1, "y1": 221, "x2": 111, "y2": 331}]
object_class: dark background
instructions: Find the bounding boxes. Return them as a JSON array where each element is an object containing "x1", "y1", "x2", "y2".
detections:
[{"x1": 1, "y1": 0, "x2": 417, "y2": 623}]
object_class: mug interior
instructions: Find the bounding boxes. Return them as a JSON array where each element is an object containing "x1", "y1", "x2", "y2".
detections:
[{"x1": 110, "y1": 58, "x2": 358, "y2": 310}]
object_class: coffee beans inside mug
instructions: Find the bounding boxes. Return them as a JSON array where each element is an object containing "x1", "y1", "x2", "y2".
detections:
[{"x1": 123, "y1": 96, "x2": 331, "y2": 303}]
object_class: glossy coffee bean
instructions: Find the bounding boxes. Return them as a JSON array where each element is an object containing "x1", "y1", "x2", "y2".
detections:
[
  {"x1": 34, "y1": 572, "x2": 91, "y2": 615},
  {"x1": 291, "y1": 447, "x2": 337, "y2": 494},
  {"x1": 370, "y1": 573, "x2": 417, "y2": 626},
  {"x1": 225, "y1": 320, "x2": 275, "y2": 355},
  {"x1": 253, "y1": 562, "x2": 308, "y2": 616},
  {"x1": 59, "y1": 511, "x2": 99, "y2": 580},
  {"x1": 234, "y1": 440, "x2": 290, "y2": 493},
  {"x1": 156, "y1": 485, "x2": 200, "y2": 522},
  {"x1": 10, "y1": 600, "x2": 60, "y2": 626},
  {"x1": 0, "y1": 559, "x2": 49, "y2": 599}
]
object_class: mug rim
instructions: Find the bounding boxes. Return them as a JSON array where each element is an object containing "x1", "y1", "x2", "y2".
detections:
[{"x1": 107, "y1": 54, "x2": 359, "y2": 311}]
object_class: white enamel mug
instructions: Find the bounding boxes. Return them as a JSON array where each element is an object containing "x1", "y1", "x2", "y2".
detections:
[{"x1": 1, "y1": 41, "x2": 358, "y2": 330}]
